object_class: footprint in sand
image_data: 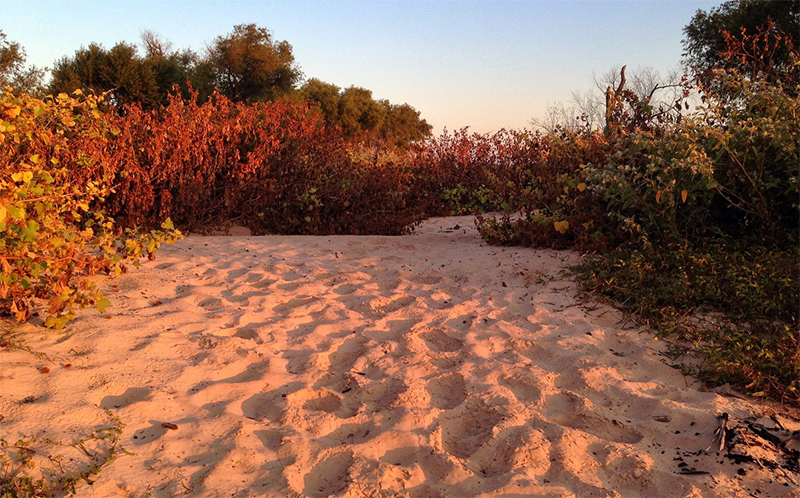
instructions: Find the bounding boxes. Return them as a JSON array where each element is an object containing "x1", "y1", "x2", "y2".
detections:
[
  {"x1": 300, "y1": 390, "x2": 343, "y2": 414},
  {"x1": 302, "y1": 451, "x2": 354, "y2": 498},
  {"x1": 498, "y1": 372, "x2": 545, "y2": 404},
  {"x1": 358, "y1": 377, "x2": 407, "y2": 412},
  {"x1": 322, "y1": 422, "x2": 375, "y2": 445},
  {"x1": 427, "y1": 373, "x2": 467, "y2": 409},
  {"x1": 99, "y1": 387, "x2": 152, "y2": 409},
  {"x1": 272, "y1": 296, "x2": 318, "y2": 315},
  {"x1": 241, "y1": 391, "x2": 288, "y2": 422},
  {"x1": 543, "y1": 392, "x2": 644, "y2": 444},
  {"x1": 470, "y1": 426, "x2": 551, "y2": 477},
  {"x1": 366, "y1": 295, "x2": 417, "y2": 317},
  {"x1": 419, "y1": 328, "x2": 463, "y2": 353},
  {"x1": 440, "y1": 399, "x2": 504, "y2": 459},
  {"x1": 327, "y1": 336, "x2": 370, "y2": 372}
]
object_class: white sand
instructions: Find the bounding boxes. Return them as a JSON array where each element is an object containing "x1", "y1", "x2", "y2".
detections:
[{"x1": 1, "y1": 215, "x2": 797, "y2": 497}]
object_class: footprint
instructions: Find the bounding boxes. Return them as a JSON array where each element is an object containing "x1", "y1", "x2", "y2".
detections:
[
  {"x1": 322, "y1": 422, "x2": 375, "y2": 445},
  {"x1": 283, "y1": 349, "x2": 314, "y2": 375},
  {"x1": 427, "y1": 373, "x2": 467, "y2": 409},
  {"x1": 99, "y1": 387, "x2": 152, "y2": 409},
  {"x1": 498, "y1": 372, "x2": 543, "y2": 404},
  {"x1": 333, "y1": 283, "x2": 360, "y2": 296},
  {"x1": 470, "y1": 427, "x2": 551, "y2": 477},
  {"x1": 197, "y1": 297, "x2": 223, "y2": 310},
  {"x1": 420, "y1": 328, "x2": 463, "y2": 353},
  {"x1": 441, "y1": 399, "x2": 504, "y2": 459},
  {"x1": 302, "y1": 391, "x2": 343, "y2": 414},
  {"x1": 272, "y1": 296, "x2": 318, "y2": 315},
  {"x1": 233, "y1": 327, "x2": 261, "y2": 342},
  {"x1": 328, "y1": 336, "x2": 370, "y2": 371},
  {"x1": 254, "y1": 429, "x2": 284, "y2": 452},
  {"x1": 359, "y1": 377, "x2": 407, "y2": 412},
  {"x1": 555, "y1": 413, "x2": 644, "y2": 445},
  {"x1": 367, "y1": 295, "x2": 417, "y2": 317},
  {"x1": 302, "y1": 451, "x2": 354, "y2": 498},
  {"x1": 543, "y1": 392, "x2": 643, "y2": 444},
  {"x1": 241, "y1": 388, "x2": 293, "y2": 423}
]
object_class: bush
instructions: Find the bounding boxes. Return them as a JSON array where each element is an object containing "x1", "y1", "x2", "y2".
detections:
[{"x1": 0, "y1": 89, "x2": 180, "y2": 327}]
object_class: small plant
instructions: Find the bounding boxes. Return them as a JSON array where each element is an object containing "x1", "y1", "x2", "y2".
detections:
[{"x1": 0, "y1": 410, "x2": 128, "y2": 497}]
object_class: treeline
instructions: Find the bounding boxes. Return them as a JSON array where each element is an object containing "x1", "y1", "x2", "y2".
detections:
[{"x1": 2, "y1": 24, "x2": 431, "y2": 150}]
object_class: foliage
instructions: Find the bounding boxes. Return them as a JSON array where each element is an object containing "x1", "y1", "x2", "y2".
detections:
[
  {"x1": 299, "y1": 79, "x2": 432, "y2": 149},
  {"x1": 0, "y1": 31, "x2": 45, "y2": 97},
  {"x1": 49, "y1": 42, "x2": 161, "y2": 110},
  {"x1": 0, "y1": 409, "x2": 126, "y2": 498},
  {"x1": 682, "y1": 0, "x2": 799, "y2": 72},
  {"x1": 206, "y1": 24, "x2": 301, "y2": 103},
  {"x1": 474, "y1": 18, "x2": 799, "y2": 404},
  {"x1": 97, "y1": 90, "x2": 430, "y2": 236},
  {"x1": 0, "y1": 89, "x2": 181, "y2": 327}
]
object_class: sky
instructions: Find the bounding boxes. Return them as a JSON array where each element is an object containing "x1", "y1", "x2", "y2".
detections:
[{"x1": 4, "y1": 0, "x2": 721, "y2": 134}]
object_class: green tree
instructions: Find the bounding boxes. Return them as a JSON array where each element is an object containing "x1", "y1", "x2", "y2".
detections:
[
  {"x1": 682, "y1": 0, "x2": 799, "y2": 71},
  {"x1": 206, "y1": 24, "x2": 301, "y2": 103},
  {"x1": 337, "y1": 86, "x2": 386, "y2": 138},
  {"x1": 141, "y1": 30, "x2": 213, "y2": 104},
  {"x1": 0, "y1": 30, "x2": 45, "y2": 95},
  {"x1": 298, "y1": 78, "x2": 341, "y2": 123},
  {"x1": 49, "y1": 42, "x2": 159, "y2": 108},
  {"x1": 381, "y1": 102, "x2": 432, "y2": 149}
]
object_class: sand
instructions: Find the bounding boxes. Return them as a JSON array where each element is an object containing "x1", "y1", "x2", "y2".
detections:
[{"x1": 1, "y1": 215, "x2": 797, "y2": 498}]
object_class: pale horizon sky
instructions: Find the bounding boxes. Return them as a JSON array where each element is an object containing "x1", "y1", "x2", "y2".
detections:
[{"x1": 4, "y1": 0, "x2": 720, "y2": 134}]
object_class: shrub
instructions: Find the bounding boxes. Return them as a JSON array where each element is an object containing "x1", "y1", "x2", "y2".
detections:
[{"x1": 0, "y1": 89, "x2": 180, "y2": 327}]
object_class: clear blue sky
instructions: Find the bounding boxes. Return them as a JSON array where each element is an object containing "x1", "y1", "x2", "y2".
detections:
[{"x1": 5, "y1": 0, "x2": 720, "y2": 133}]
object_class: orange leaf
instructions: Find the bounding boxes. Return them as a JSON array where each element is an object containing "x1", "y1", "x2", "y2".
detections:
[{"x1": 681, "y1": 190, "x2": 688, "y2": 203}]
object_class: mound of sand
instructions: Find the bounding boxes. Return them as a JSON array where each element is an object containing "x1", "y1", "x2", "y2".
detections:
[{"x1": 1, "y1": 216, "x2": 797, "y2": 497}]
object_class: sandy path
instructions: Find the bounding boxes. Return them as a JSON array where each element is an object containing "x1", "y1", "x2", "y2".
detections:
[{"x1": 1, "y1": 216, "x2": 797, "y2": 497}]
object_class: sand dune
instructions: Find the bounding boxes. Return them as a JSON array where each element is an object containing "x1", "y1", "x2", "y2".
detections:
[{"x1": 1, "y1": 216, "x2": 797, "y2": 497}]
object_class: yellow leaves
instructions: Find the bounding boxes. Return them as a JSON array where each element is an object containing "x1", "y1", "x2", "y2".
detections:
[
  {"x1": 11, "y1": 171, "x2": 34, "y2": 184},
  {"x1": 554, "y1": 220, "x2": 569, "y2": 234},
  {"x1": 577, "y1": 182, "x2": 587, "y2": 192},
  {"x1": 3, "y1": 105, "x2": 21, "y2": 118}
]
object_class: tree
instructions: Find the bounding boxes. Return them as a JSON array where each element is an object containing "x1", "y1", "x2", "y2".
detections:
[
  {"x1": 206, "y1": 24, "x2": 301, "y2": 103},
  {"x1": 682, "y1": 0, "x2": 799, "y2": 71},
  {"x1": 49, "y1": 42, "x2": 160, "y2": 108},
  {"x1": 381, "y1": 102, "x2": 432, "y2": 149},
  {"x1": 141, "y1": 30, "x2": 213, "y2": 105},
  {"x1": 298, "y1": 78, "x2": 341, "y2": 123},
  {"x1": 534, "y1": 66, "x2": 683, "y2": 133},
  {"x1": 0, "y1": 30, "x2": 45, "y2": 95},
  {"x1": 337, "y1": 86, "x2": 386, "y2": 138}
]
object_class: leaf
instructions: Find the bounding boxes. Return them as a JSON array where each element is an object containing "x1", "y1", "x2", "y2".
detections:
[
  {"x1": 656, "y1": 190, "x2": 663, "y2": 203},
  {"x1": 20, "y1": 220, "x2": 40, "y2": 241},
  {"x1": 96, "y1": 296, "x2": 111, "y2": 313},
  {"x1": 681, "y1": 190, "x2": 688, "y2": 203},
  {"x1": 4, "y1": 105, "x2": 20, "y2": 118},
  {"x1": 577, "y1": 183, "x2": 587, "y2": 192},
  {"x1": 160, "y1": 218, "x2": 174, "y2": 230},
  {"x1": 7, "y1": 205, "x2": 24, "y2": 220},
  {"x1": 554, "y1": 220, "x2": 569, "y2": 234}
]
